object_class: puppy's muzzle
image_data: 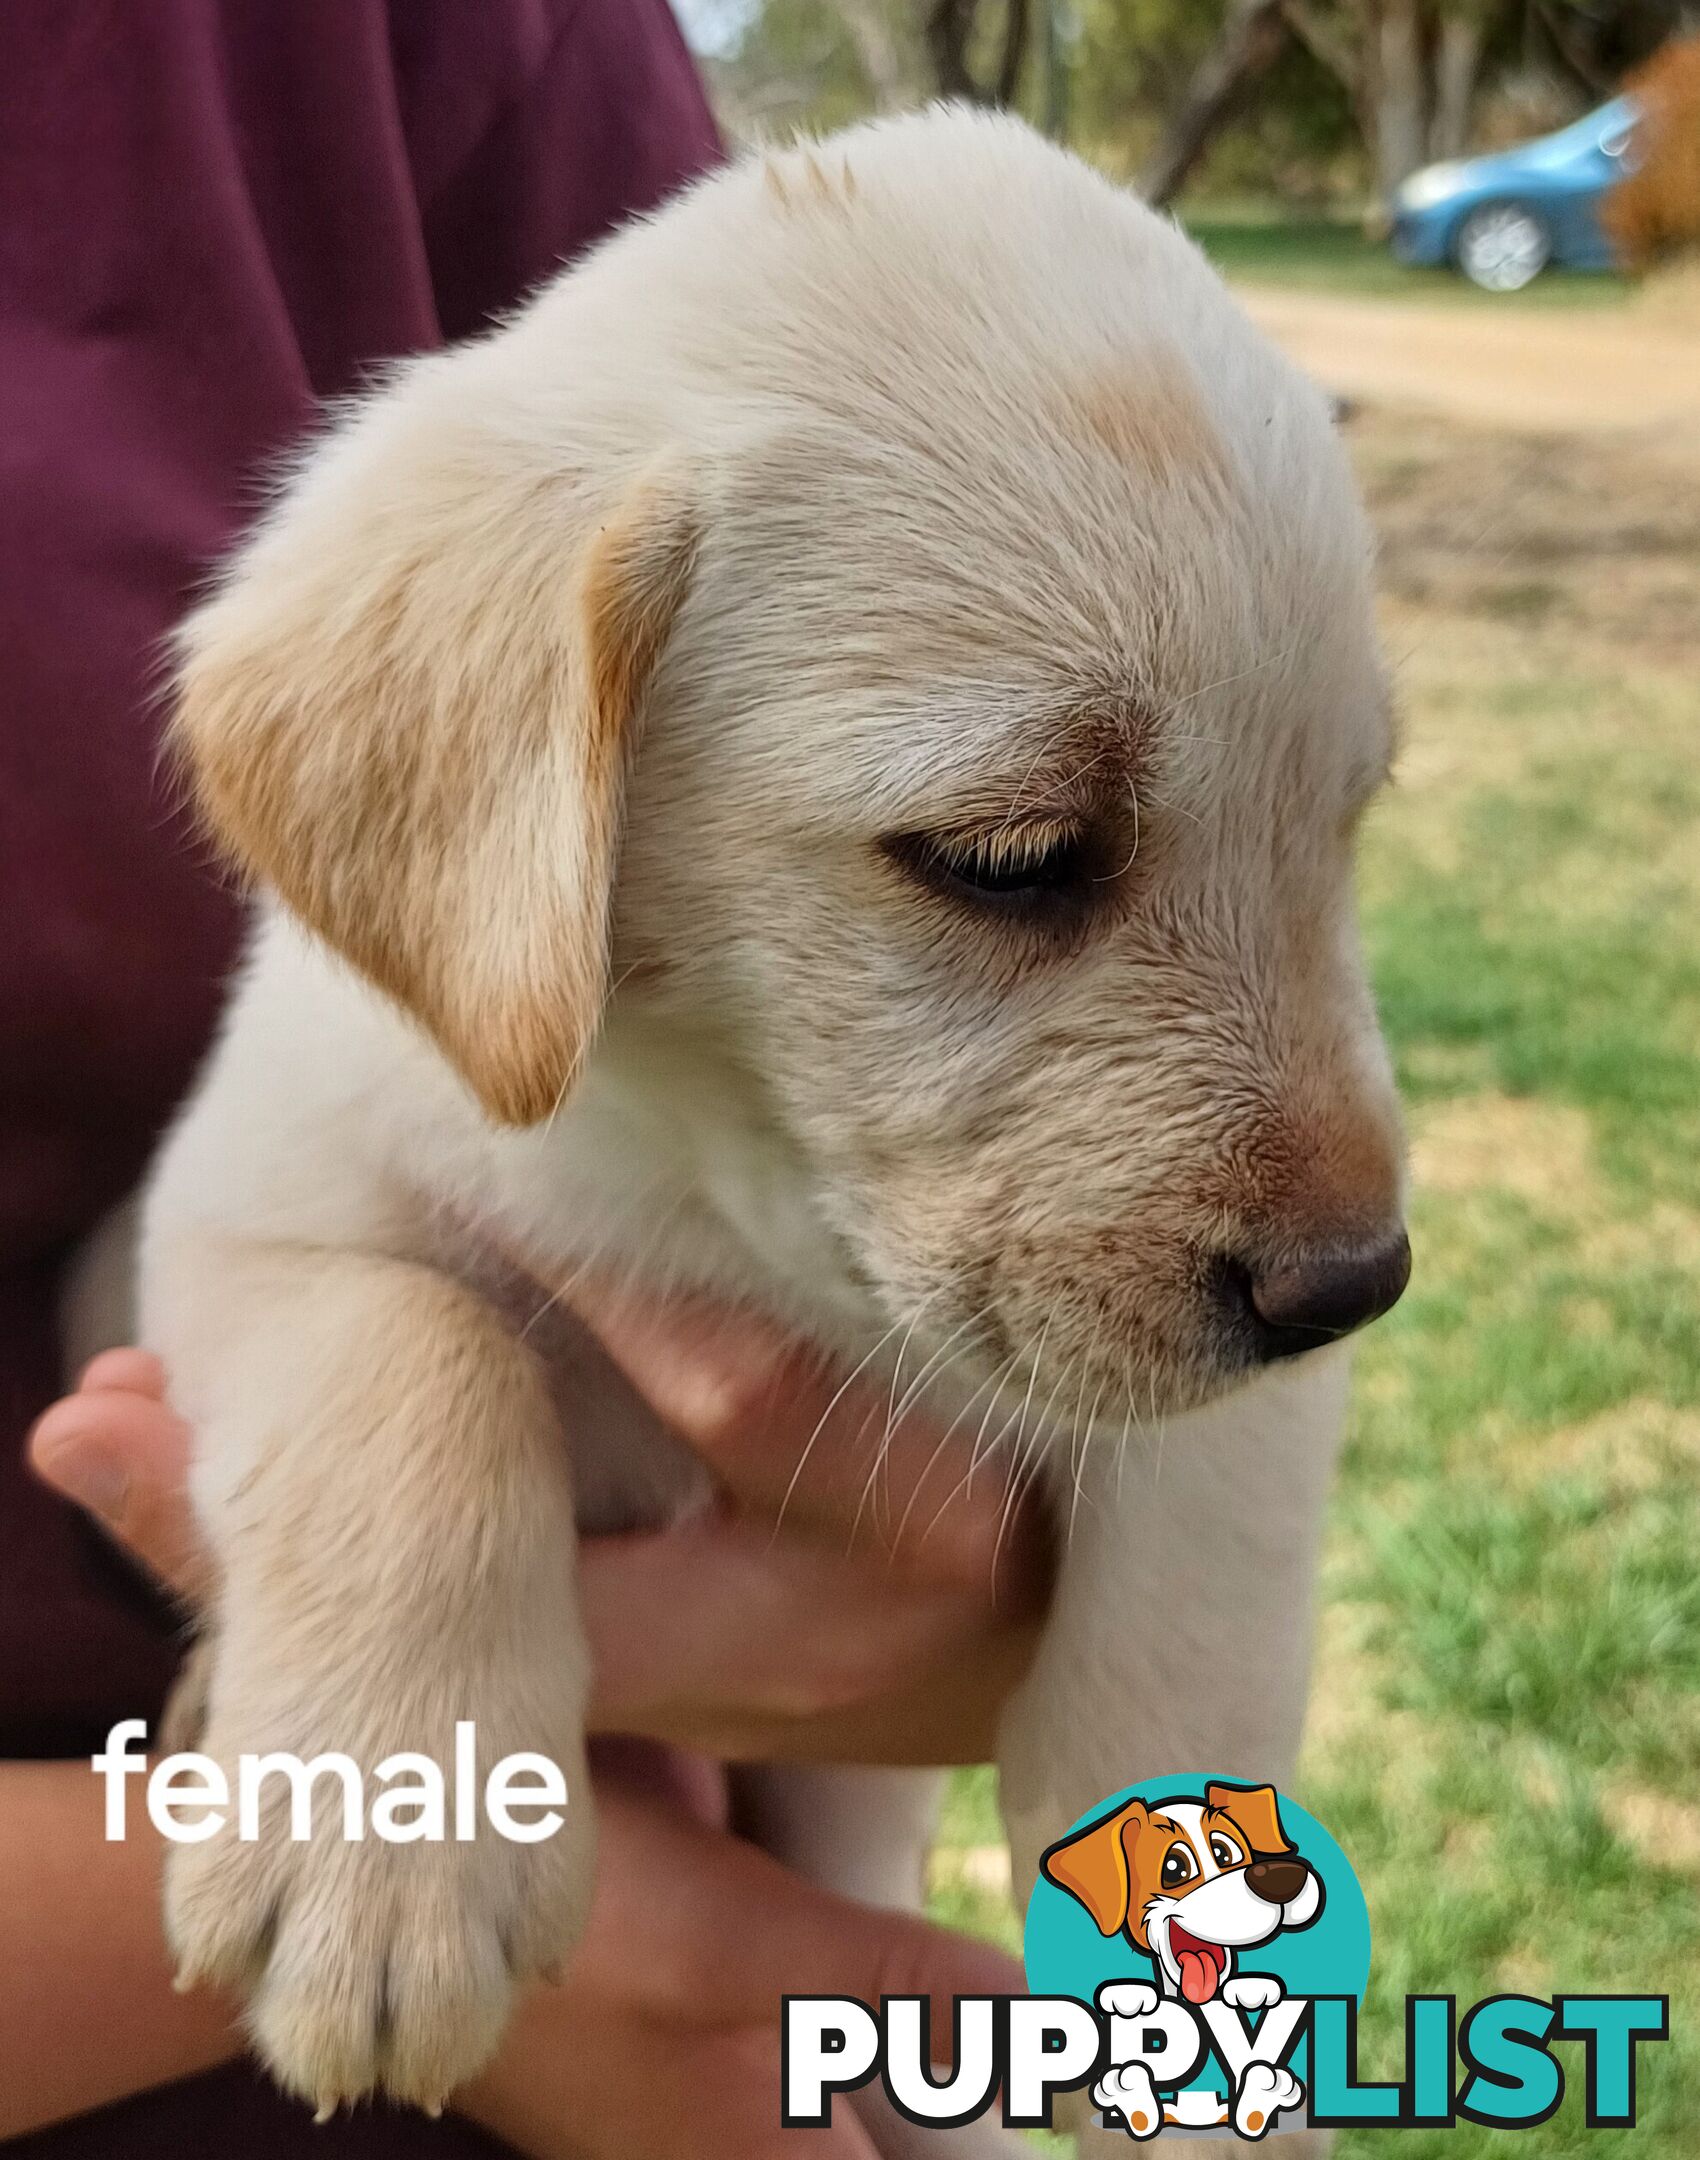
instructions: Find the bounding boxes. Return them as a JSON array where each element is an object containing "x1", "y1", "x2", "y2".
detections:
[{"x1": 1220, "y1": 1230, "x2": 1411, "y2": 1362}]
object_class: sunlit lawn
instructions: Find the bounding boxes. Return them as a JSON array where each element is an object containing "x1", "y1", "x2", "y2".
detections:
[
  {"x1": 930, "y1": 404, "x2": 1700, "y2": 2152},
  {"x1": 1184, "y1": 207, "x2": 1630, "y2": 307}
]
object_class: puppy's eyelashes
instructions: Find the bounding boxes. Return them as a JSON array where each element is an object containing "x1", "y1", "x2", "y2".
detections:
[{"x1": 879, "y1": 819, "x2": 1095, "y2": 925}]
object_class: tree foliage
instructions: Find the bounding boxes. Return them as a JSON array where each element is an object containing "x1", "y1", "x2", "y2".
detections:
[{"x1": 703, "y1": 0, "x2": 1691, "y2": 207}]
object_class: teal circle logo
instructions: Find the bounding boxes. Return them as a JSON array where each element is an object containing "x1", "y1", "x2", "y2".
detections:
[{"x1": 1024, "y1": 1777, "x2": 1370, "y2": 2136}]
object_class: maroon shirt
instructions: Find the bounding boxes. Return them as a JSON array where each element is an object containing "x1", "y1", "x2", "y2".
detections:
[{"x1": 0, "y1": 2, "x2": 718, "y2": 2147}]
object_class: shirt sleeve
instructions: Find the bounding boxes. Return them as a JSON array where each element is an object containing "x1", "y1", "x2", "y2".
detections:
[{"x1": 421, "y1": 0, "x2": 723, "y2": 344}]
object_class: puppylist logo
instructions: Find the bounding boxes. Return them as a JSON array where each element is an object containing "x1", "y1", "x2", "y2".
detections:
[
  {"x1": 783, "y1": 1776, "x2": 1669, "y2": 2140},
  {"x1": 1030, "y1": 1776, "x2": 1669, "y2": 2139},
  {"x1": 1033, "y1": 1778, "x2": 1337, "y2": 2136}
]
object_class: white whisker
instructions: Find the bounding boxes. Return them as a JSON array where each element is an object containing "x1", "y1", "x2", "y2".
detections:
[
  {"x1": 770, "y1": 1303, "x2": 914, "y2": 1546},
  {"x1": 855, "y1": 1290, "x2": 943, "y2": 1548}
]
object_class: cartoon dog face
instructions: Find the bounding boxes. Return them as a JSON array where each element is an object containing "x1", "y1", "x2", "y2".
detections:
[{"x1": 1041, "y1": 1783, "x2": 1323, "y2": 2004}]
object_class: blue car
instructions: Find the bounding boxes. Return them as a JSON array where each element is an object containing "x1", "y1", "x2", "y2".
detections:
[{"x1": 1390, "y1": 96, "x2": 1638, "y2": 290}]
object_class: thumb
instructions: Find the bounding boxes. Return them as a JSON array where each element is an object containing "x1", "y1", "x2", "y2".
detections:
[
  {"x1": 763, "y1": 1881, "x2": 1025, "y2": 2038},
  {"x1": 28, "y1": 1377, "x2": 209, "y2": 1601},
  {"x1": 665, "y1": 1807, "x2": 1024, "y2": 2033}
]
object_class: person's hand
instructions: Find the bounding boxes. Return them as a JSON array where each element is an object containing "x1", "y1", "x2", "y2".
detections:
[
  {"x1": 0, "y1": 1730, "x2": 1021, "y2": 2153},
  {"x1": 25, "y1": 1323, "x2": 1038, "y2": 2155},
  {"x1": 455, "y1": 1767, "x2": 1022, "y2": 2160},
  {"x1": 28, "y1": 1289, "x2": 1049, "y2": 1763}
]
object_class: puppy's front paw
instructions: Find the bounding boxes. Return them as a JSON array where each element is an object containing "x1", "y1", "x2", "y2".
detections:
[
  {"x1": 157, "y1": 1634, "x2": 215, "y2": 1757},
  {"x1": 166, "y1": 1704, "x2": 592, "y2": 2112},
  {"x1": 1222, "y1": 1973, "x2": 1284, "y2": 2013},
  {"x1": 1096, "y1": 1980, "x2": 1160, "y2": 2021}
]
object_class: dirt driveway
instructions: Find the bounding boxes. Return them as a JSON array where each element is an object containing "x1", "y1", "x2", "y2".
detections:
[{"x1": 1237, "y1": 287, "x2": 1700, "y2": 459}]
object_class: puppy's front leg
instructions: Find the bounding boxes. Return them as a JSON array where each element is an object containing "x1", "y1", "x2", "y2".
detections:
[
  {"x1": 998, "y1": 1351, "x2": 1351, "y2": 2149},
  {"x1": 148, "y1": 1233, "x2": 593, "y2": 2114}
]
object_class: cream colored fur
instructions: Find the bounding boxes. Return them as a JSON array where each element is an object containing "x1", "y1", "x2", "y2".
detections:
[{"x1": 132, "y1": 108, "x2": 1401, "y2": 2147}]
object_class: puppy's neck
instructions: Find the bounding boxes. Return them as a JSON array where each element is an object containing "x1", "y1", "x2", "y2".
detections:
[{"x1": 492, "y1": 999, "x2": 882, "y2": 1354}]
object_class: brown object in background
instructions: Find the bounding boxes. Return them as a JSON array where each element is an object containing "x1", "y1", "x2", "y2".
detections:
[{"x1": 1602, "y1": 34, "x2": 1700, "y2": 268}]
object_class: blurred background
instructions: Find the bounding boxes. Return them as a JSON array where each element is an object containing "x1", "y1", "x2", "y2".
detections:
[
  {"x1": 688, "y1": 0, "x2": 1695, "y2": 277},
  {"x1": 674, "y1": 3, "x2": 1700, "y2": 2151}
]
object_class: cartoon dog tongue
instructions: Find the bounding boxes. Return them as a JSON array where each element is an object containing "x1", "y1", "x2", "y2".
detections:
[
  {"x1": 1178, "y1": 1952, "x2": 1217, "y2": 2004},
  {"x1": 1170, "y1": 1929, "x2": 1223, "y2": 2004}
]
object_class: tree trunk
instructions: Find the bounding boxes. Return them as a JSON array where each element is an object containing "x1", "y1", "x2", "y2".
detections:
[
  {"x1": 1281, "y1": 0, "x2": 1381, "y2": 204},
  {"x1": 925, "y1": 0, "x2": 1030, "y2": 106},
  {"x1": 1373, "y1": 0, "x2": 1431, "y2": 199},
  {"x1": 1140, "y1": 0, "x2": 1291, "y2": 208},
  {"x1": 994, "y1": 0, "x2": 1031, "y2": 107},
  {"x1": 830, "y1": 0, "x2": 912, "y2": 111},
  {"x1": 926, "y1": 0, "x2": 979, "y2": 99},
  {"x1": 1430, "y1": 10, "x2": 1484, "y2": 159}
]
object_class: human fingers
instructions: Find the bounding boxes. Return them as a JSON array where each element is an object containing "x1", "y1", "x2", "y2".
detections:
[
  {"x1": 581, "y1": 1514, "x2": 1035, "y2": 1760},
  {"x1": 461, "y1": 1785, "x2": 975, "y2": 2160},
  {"x1": 464, "y1": 2012, "x2": 881, "y2": 2160},
  {"x1": 27, "y1": 1378, "x2": 209, "y2": 1600},
  {"x1": 588, "y1": 1787, "x2": 1023, "y2": 2032},
  {"x1": 79, "y1": 1348, "x2": 169, "y2": 1397},
  {"x1": 567, "y1": 1274, "x2": 1049, "y2": 1608}
]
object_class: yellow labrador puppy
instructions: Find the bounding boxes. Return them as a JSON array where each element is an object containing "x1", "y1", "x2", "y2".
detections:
[{"x1": 136, "y1": 107, "x2": 1407, "y2": 2145}]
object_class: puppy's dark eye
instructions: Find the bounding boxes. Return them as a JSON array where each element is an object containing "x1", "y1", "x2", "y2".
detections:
[
  {"x1": 1209, "y1": 1835, "x2": 1243, "y2": 1869},
  {"x1": 884, "y1": 821, "x2": 1089, "y2": 915},
  {"x1": 1160, "y1": 1844, "x2": 1196, "y2": 1889}
]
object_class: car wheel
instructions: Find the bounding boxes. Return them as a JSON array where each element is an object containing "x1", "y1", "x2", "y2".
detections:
[{"x1": 1454, "y1": 202, "x2": 1552, "y2": 292}]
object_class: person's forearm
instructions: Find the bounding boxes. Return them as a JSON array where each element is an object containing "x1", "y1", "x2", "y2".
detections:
[{"x1": 0, "y1": 1760, "x2": 241, "y2": 2136}]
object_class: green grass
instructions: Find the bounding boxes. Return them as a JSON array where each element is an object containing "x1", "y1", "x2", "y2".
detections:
[
  {"x1": 1309, "y1": 635, "x2": 1700, "y2": 2152},
  {"x1": 1182, "y1": 207, "x2": 1630, "y2": 307},
  {"x1": 930, "y1": 409, "x2": 1697, "y2": 2149}
]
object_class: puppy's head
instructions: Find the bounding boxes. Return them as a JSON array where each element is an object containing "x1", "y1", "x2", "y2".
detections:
[
  {"x1": 174, "y1": 109, "x2": 1406, "y2": 1420},
  {"x1": 1042, "y1": 1783, "x2": 1322, "y2": 2001}
]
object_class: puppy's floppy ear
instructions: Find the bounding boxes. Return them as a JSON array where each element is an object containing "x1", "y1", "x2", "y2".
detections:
[
  {"x1": 1207, "y1": 1782, "x2": 1294, "y2": 1858},
  {"x1": 1040, "y1": 1798, "x2": 1149, "y2": 1936},
  {"x1": 173, "y1": 363, "x2": 697, "y2": 1126}
]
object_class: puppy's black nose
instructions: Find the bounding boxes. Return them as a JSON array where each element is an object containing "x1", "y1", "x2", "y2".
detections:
[
  {"x1": 1238, "y1": 1232, "x2": 1411, "y2": 1360},
  {"x1": 1244, "y1": 1857, "x2": 1310, "y2": 1907}
]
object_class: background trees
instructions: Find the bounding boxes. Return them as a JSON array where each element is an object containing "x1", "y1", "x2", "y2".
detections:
[{"x1": 701, "y1": 0, "x2": 1692, "y2": 209}]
